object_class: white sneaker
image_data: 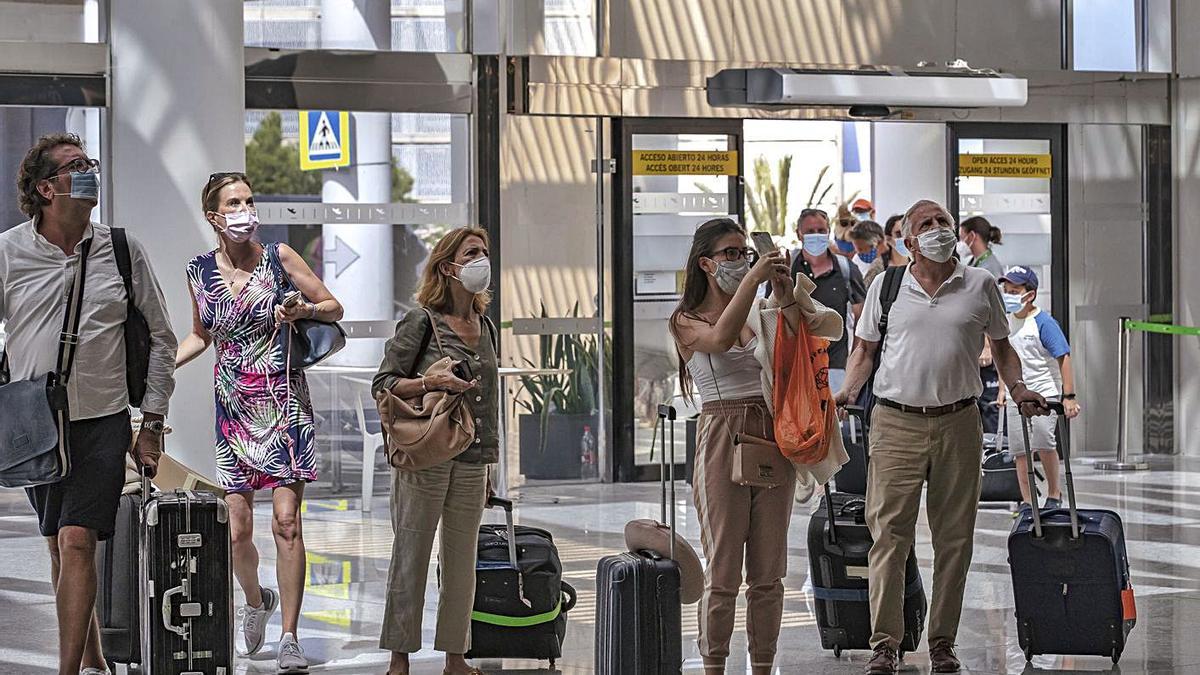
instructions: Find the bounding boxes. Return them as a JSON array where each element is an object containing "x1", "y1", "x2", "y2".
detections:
[
  {"x1": 237, "y1": 586, "x2": 279, "y2": 656},
  {"x1": 277, "y1": 632, "x2": 309, "y2": 673},
  {"x1": 80, "y1": 669, "x2": 110, "y2": 675}
]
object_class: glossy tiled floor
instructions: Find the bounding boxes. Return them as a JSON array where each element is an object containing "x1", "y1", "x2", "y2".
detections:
[{"x1": 1, "y1": 457, "x2": 1199, "y2": 674}]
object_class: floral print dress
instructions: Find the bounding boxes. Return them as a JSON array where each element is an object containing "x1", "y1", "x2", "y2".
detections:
[{"x1": 187, "y1": 244, "x2": 317, "y2": 492}]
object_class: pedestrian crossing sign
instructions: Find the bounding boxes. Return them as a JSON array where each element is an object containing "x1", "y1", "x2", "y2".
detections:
[{"x1": 299, "y1": 110, "x2": 351, "y2": 171}]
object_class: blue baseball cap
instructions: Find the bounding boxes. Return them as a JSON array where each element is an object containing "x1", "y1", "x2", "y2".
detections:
[{"x1": 999, "y1": 265, "x2": 1039, "y2": 290}]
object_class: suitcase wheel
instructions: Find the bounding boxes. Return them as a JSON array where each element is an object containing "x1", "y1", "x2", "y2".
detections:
[{"x1": 833, "y1": 645, "x2": 842, "y2": 658}]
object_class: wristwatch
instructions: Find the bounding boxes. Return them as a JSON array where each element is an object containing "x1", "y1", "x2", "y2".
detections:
[
  {"x1": 1062, "y1": 393, "x2": 1077, "y2": 400},
  {"x1": 142, "y1": 420, "x2": 166, "y2": 434}
]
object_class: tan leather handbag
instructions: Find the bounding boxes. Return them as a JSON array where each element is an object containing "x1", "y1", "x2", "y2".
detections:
[
  {"x1": 375, "y1": 309, "x2": 476, "y2": 471},
  {"x1": 707, "y1": 353, "x2": 790, "y2": 489},
  {"x1": 731, "y1": 424, "x2": 790, "y2": 489}
]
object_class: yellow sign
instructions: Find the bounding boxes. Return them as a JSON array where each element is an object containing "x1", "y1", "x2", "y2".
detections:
[
  {"x1": 958, "y1": 153, "x2": 1052, "y2": 179},
  {"x1": 299, "y1": 110, "x2": 351, "y2": 171},
  {"x1": 633, "y1": 150, "x2": 738, "y2": 176}
]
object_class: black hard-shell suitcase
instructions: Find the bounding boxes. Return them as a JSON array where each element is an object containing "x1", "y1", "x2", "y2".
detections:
[
  {"x1": 95, "y1": 491, "x2": 142, "y2": 669},
  {"x1": 466, "y1": 496, "x2": 577, "y2": 666},
  {"x1": 141, "y1": 475, "x2": 234, "y2": 674},
  {"x1": 1008, "y1": 403, "x2": 1136, "y2": 663},
  {"x1": 594, "y1": 404, "x2": 683, "y2": 675},
  {"x1": 807, "y1": 485, "x2": 926, "y2": 657}
]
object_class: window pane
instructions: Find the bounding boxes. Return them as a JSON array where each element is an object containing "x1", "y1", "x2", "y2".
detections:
[
  {"x1": 0, "y1": 0, "x2": 104, "y2": 42},
  {"x1": 244, "y1": 0, "x2": 467, "y2": 52},
  {"x1": 1073, "y1": 0, "x2": 1138, "y2": 71}
]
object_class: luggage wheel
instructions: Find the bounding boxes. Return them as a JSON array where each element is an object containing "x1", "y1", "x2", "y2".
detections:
[{"x1": 833, "y1": 645, "x2": 842, "y2": 658}]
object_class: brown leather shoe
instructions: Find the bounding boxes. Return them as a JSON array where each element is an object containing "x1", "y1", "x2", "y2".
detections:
[
  {"x1": 866, "y1": 643, "x2": 898, "y2": 674},
  {"x1": 929, "y1": 639, "x2": 962, "y2": 673}
]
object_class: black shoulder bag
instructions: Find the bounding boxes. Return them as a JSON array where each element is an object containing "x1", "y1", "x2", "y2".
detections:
[
  {"x1": 267, "y1": 244, "x2": 347, "y2": 369},
  {"x1": 112, "y1": 228, "x2": 151, "y2": 408},
  {"x1": 0, "y1": 238, "x2": 91, "y2": 487}
]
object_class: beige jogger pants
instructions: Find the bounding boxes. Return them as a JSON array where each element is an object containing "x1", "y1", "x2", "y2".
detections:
[{"x1": 693, "y1": 398, "x2": 796, "y2": 668}]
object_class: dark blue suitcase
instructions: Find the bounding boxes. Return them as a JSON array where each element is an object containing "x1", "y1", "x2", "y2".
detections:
[{"x1": 1007, "y1": 403, "x2": 1136, "y2": 664}]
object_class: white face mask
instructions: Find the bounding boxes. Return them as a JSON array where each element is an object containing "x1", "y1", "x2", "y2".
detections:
[
  {"x1": 217, "y1": 210, "x2": 259, "y2": 243},
  {"x1": 955, "y1": 240, "x2": 973, "y2": 261},
  {"x1": 452, "y1": 256, "x2": 491, "y2": 294},
  {"x1": 915, "y1": 227, "x2": 958, "y2": 263},
  {"x1": 712, "y1": 259, "x2": 750, "y2": 295}
]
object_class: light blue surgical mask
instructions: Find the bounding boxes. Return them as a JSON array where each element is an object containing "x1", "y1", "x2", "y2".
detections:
[
  {"x1": 1003, "y1": 292, "x2": 1029, "y2": 314},
  {"x1": 54, "y1": 171, "x2": 100, "y2": 201},
  {"x1": 893, "y1": 238, "x2": 909, "y2": 257},
  {"x1": 802, "y1": 233, "x2": 829, "y2": 256}
]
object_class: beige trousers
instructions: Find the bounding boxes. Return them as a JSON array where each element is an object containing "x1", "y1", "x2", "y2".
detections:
[
  {"x1": 866, "y1": 404, "x2": 982, "y2": 649},
  {"x1": 379, "y1": 459, "x2": 489, "y2": 654},
  {"x1": 693, "y1": 399, "x2": 796, "y2": 667}
]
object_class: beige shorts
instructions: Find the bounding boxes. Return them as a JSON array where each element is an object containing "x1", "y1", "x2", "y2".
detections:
[{"x1": 1005, "y1": 399, "x2": 1059, "y2": 454}]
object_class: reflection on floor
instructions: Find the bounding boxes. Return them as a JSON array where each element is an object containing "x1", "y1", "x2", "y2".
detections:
[{"x1": 1, "y1": 457, "x2": 1199, "y2": 674}]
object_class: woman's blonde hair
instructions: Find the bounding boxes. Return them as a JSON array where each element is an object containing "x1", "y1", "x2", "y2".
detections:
[
  {"x1": 201, "y1": 172, "x2": 252, "y2": 214},
  {"x1": 416, "y1": 226, "x2": 492, "y2": 315}
]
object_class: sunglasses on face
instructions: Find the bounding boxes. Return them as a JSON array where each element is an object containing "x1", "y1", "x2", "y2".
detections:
[
  {"x1": 799, "y1": 208, "x2": 828, "y2": 220},
  {"x1": 45, "y1": 157, "x2": 99, "y2": 179}
]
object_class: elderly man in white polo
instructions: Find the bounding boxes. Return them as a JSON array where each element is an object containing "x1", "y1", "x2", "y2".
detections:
[{"x1": 834, "y1": 199, "x2": 1048, "y2": 675}]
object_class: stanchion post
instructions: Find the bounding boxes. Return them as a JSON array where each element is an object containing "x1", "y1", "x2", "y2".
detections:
[{"x1": 1096, "y1": 316, "x2": 1149, "y2": 471}]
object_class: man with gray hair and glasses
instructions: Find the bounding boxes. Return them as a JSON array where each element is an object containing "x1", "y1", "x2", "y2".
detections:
[{"x1": 834, "y1": 199, "x2": 1048, "y2": 674}]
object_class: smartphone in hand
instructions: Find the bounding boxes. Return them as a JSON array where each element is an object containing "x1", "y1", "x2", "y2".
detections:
[
  {"x1": 282, "y1": 290, "x2": 304, "y2": 308},
  {"x1": 751, "y1": 231, "x2": 777, "y2": 255},
  {"x1": 451, "y1": 360, "x2": 473, "y2": 382}
]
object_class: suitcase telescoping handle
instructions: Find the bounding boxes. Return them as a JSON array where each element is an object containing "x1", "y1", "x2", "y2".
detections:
[
  {"x1": 485, "y1": 495, "x2": 531, "y2": 607},
  {"x1": 656, "y1": 404, "x2": 677, "y2": 560},
  {"x1": 825, "y1": 404, "x2": 868, "y2": 545},
  {"x1": 1021, "y1": 401, "x2": 1079, "y2": 539}
]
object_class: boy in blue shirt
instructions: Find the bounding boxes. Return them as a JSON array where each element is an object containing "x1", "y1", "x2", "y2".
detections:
[{"x1": 996, "y1": 266, "x2": 1081, "y2": 510}]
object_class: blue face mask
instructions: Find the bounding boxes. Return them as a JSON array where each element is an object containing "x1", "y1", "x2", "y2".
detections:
[
  {"x1": 53, "y1": 171, "x2": 100, "y2": 202},
  {"x1": 858, "y1": 248, "x2": 878, "y2": 264},
  {"x1": 1003, "y1": 292, "x2": 1029, "y2": 314},
  {"x1": 802, "y1": 233, "x2": 829, "y2": 256},
  {"x1": 835, "y1": 238, "x2": 855, "y2": 254},
  {"x1": 893, "y1": 238, "x2": 909, "y2": 257}
]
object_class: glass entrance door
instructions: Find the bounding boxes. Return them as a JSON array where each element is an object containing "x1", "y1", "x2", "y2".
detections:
[
  {"x1": 612, "y1": 118, "x2": 744, "y2": 482},
  {"x1": 948, "y1": 123, "x2": 1067, "y2": 320}
]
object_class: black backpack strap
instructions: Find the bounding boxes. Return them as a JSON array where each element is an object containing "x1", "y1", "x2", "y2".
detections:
[
  {"x1": 877, "y1": 264, "x2": 906, "y2": 344},
  {"x1": 111, "y1": 227, "x2": 134, "y2": 303}
]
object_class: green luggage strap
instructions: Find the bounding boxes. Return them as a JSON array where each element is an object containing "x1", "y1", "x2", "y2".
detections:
[{"x1": 471, "y1": 596, "x2": 563, "y2": 628}]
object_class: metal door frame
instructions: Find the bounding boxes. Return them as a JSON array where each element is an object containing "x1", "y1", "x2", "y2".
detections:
[{"x1": 611, "y1": 116, "x2": 745, "y2": 483}]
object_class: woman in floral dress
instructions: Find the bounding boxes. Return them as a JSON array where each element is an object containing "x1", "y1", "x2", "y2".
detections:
[{"x1": 176, "y1": 172, "x2": 343, "y2": 674}]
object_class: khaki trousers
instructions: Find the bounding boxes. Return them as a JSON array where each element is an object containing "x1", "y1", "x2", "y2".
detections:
[
  {"x1": 866, "y1": 404, "x2": 982, "y2": 649},
  {"x1": 693, "y1": 400, "x2": 796, "y2": 667},
  {"x1": 379, "y1": 459, "x2": 489, "y2": 654}
]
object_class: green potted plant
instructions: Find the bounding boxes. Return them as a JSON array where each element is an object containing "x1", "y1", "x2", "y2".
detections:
[{"x1": 514, "y1": 304, "x2": 612, "y2": 480}]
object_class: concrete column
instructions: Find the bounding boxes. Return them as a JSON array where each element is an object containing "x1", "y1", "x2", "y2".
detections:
[
  {"x1": 1175, "y1": 5, "x2": 1200, "y2": 457},
  {"x1": 321, "y1": 0, "x2": 393, "y2": 365},
  {"x1": 108, "y1": 0, "x2": 245, "y2": 474}
]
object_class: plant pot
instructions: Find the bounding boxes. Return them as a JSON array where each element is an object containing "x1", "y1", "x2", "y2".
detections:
[{"x1": 519, "y1": 413, "x2": 598, "y2": 480}]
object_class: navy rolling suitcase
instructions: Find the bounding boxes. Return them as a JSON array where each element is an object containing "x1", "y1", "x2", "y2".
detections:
[
  {"x1": 1008, "y1": 403, "x2": 1136, "y2": 664},
  {"x1": 466, "y1": 496, "x2": 577, "y2": 666},
  {"x1": 807, "y1": 485, "x2": 926, "y2": 657},
  {"x1": 594, "y1": 404, "x2": 683, "y2": 675}
]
